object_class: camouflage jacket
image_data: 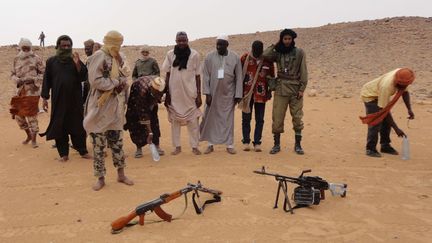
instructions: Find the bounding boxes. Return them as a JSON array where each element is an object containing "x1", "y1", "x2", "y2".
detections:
[{"x1": 11, "y1": 53, "x2": 45, "y2": 96}]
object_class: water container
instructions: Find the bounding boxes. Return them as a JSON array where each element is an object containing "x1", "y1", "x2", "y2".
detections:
[
  {"x1": 149, "y1": 143, "x2": 160, "y2": 162},
  {"x1": 401, "y1": 136, "x2": 410, "y2": 160}
]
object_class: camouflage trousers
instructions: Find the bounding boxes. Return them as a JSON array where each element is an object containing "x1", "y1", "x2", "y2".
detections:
[
  {"x1": 90, "y1": 130, "x2": 126, "y2": 177},
  {"x1": 16, "y1": 115, "x2": 39, "y2": 133},
  {"x1": 272, "y1": 86, "x2": 304, "y2": 134}
]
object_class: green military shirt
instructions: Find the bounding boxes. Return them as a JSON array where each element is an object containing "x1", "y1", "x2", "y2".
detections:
[
  {"x1": 263, "y1": 45, "x2": 308, "y2": 95},
  {"x1": 132, "y1": 57, "x2": 160, "y2": 80}
]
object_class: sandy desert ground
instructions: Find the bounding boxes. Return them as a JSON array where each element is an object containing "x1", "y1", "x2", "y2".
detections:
[{"x1": 0, "y1": 17, "x2": 431, "y2": 242}]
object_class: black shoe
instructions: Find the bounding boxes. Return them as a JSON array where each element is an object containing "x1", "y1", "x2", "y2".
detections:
[
  {"x1": 294, "y1": 135, "x2": 304, "y2": 155},
  {"x1": 380, "y1": 146, "x2": 399, "y2": 155},
  {"x1": 366, "y1": 150, "x2": 382, "y2": 157},
  {"x1": 269, "y1": 145, "x2": 281, "y2": 154}
]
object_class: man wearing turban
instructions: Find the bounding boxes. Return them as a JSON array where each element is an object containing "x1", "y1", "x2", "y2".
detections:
[
  {"x1": 263, "y1": 29, "x2": 308, "y2": 155},
  {"x1": 10, "y1": 38, "x2": 45, "y2": 148},
  {"x1": 124, "y1": 76, "x2": 166, "y2": 158},
  {"x1": 40, "y1": 35, "x2": 90, "y2": 161},
  {"x1": 84, "y1": 30, "x2": 133, "y2": 191},
  {"x1": 162, "y1": 31, "x2": 203, "y2": 156},
  {"x1": 132, "y1": 45, "x2": 160, "y2": 80},
  {"x1": 360, "y1": 68, "x2": 415, "y2": 157},
  {"x1": 200, "y1": 34, "x2": 243, "y2": 154}
]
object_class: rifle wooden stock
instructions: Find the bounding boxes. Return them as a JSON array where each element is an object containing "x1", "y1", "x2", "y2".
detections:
[
  {"x1": 111, "y1": 211, "x2": 138, "y2": 231},
  {"x1": 164, "y1": 191, "x2": 183, "y2": 203}
]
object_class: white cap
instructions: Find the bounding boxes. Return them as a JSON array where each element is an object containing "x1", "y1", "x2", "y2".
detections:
[{"x1": 216, "y1": 34, "x2": 229, "y2": 41}]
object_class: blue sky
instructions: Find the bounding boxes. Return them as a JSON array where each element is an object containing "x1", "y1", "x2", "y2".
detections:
[{"x1": 1, "y1": 0, "x2": 430, "y2": 46}]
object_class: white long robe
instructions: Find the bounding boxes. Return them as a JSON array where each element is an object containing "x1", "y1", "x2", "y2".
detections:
[
  {"x1": 162, "y1": 48, "x2": 202, "y2": 124},
  {"x1": 200, "y1": 50, "x2": 243, "y2": 145}
]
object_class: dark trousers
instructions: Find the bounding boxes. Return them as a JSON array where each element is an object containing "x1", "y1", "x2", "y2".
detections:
[
  {"x1": 242, "y1": 101, "x2": 266, "y2": 145},
  {"x1": 365, "y1": 100, "x2": 391, "y2": 151},
  {"x1": 55, "y1": 132, "x2": 88, "y2": 157}
]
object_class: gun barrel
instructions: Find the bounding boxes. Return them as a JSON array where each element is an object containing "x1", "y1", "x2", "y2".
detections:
[{"x1": 111, "y1": 211, "x2": 138, "y2": 232}]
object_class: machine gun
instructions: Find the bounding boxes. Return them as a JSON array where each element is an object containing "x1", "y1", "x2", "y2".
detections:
[
  {"x1": 111, "y1": 181, "x2": 222, "y2": 233},
  {"x1": 253, "y1": 166, "x2": 347, "y2": 214}
]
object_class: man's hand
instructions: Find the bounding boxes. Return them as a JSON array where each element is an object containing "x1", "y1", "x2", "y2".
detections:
[
  {"x1": 195, "y1": 95, "x2": 202, "y2": 108},
  {"x1": 146, "y1": 133, "x2": 153, "y2": 145},
  {"x1": 114, "y1": 81, "x2": 127, "y2": 93},
  {"x1": 297, "y1": 91, "x2": 304, "y2": 99},
  {"x1": 16, "y1": 78, "x2": 25, "y2": 87},
  {"x1": 205, "y1": 95, "x2": 212, "y2": 106},
  {"x1": 164, "y1": 93, "x2": 171, "y2": 107},
  {"x1": 394, "y1": 127, "x2": 406, "y2": 137},
  {"x1": 408, "y1": 109, "x2": 415, "y2": 120},
  {"x1": 43, "y1": 99, "x2": 48, "y2": 111},
  {"x1": 234, "y1": 98, "x2": 242, "y2": 104}
]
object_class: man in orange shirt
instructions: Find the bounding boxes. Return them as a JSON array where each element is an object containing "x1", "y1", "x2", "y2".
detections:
[{"x1": 239, "y1": 40, "x2": 274, "y2": 152}]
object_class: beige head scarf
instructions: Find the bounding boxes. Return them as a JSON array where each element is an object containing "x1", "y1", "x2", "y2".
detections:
[
  {"x1": 19, "y1": 38, "x2": 32, "y2": 48},
  {"x1": 101, "y1": 30, "x2": 124, "y2": 78},
  {"x1": 98, "y1": 31, "x2": 124, "y2": 107},
  {"x1": 140, "y1": 45, "x2": 150, "y2": 53}
]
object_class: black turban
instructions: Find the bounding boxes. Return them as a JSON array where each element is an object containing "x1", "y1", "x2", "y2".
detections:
[
  {"x1": 55, "y1": 35, "x2": 73, "y2": 49},
  {"x1": 275, "y1": 29, "x2": 297, "y2": 54},
  {"x1": 280, "y1": 29, "x2": 297, "y2": 39}
]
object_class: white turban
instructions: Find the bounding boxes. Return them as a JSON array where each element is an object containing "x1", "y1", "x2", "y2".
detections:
[
  {"x1": 140, "y1": 45, "x2": 150, "y2": 53},
  {"x1": 19, "y1": 38, "x2": 32, "y2": 48},
  {"x1": 151, "y1": 76, "x2": 166, "y2": 92},
  {"x1": 216, "y1": 34, "x2": 229, "y2": 41}
]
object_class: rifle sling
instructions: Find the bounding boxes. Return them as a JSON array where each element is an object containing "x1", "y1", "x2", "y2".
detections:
[{"x1": 192, "y1": 193, "x2": 221, "y2": 215}]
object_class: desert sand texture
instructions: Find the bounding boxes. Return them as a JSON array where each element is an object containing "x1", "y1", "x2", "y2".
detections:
[{"x1": 0, "y1": 17, "x2": 432, "y2": 243}]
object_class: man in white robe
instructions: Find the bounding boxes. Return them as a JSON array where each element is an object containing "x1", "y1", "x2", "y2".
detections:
[
  {"x1": 200, "y1": 35, "x2": 243, "y2": 154},
  {"x1": 162, "y1": 31, "x2": 202, "y2": 155}
]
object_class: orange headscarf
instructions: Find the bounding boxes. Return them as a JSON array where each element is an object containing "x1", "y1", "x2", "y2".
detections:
[{"x1": 360, "y1": 68, "x2": 415, "y2": 126}]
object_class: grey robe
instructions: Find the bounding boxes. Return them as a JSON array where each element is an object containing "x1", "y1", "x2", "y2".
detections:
[{"x1": 200, "y1": 50, "x2": 243, "y2": 145}]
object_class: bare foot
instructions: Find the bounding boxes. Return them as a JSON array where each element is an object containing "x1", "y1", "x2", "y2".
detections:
[
  {"x1": 92, "y1": 177, "x2": 105, "y2": 191},
  {"x1": 22, "y1": 136, "x2": 31, "y2": 145},
  {"x1": 81, "y1": 153, "x2": 92, "y2": 159},
  {"x1": 192, "y1": 148, "x2": 202, "y2": 155},
  {"x1": 31, "y1": 141, "x2": 39, "y2": 148},
  {"x1": 204, "y1": 145, "x2": 214, "y2": 154},
  {"x1": 226, "y1": 148, "x2": 237, "y2": 154},
  {"x1": 117, "y1": 176, "x2": 134, "y2": 186},
  {"x1": 57, "y1": 156, "x2": 69, "y2": 162},
  {"x1": 31, "y1": 132, "x2": 38, "y2": 148},
  {"x1": 171, "y1": 146, "x2": 181, "y2": 155},
  {"x1": 157, "y1": 146, "x2": 165, "y2": 156}
]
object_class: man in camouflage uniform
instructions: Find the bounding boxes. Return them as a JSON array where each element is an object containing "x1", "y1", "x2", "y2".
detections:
[
  {"x1": 84, "y1": 31, "x2": 133, "y2": 191},
  {"x1": 11, "y1": 38, "x2": 44, "y2": 148},
  {"x1": 263, "y1": 29, "x2": 308, "y2": 155}
]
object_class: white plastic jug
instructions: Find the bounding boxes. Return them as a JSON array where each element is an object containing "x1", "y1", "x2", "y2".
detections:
[
  {"x1": 149, "y1": 143, "x2": 160, "y2": 162},
  {"x1": 401, "y1": 136, "x2": 410, "y2": 160}
]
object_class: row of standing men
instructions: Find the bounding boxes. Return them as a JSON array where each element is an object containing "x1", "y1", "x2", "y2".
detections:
[{"x1": 11, "y1": 29, "x2": 308, "y2": 190}]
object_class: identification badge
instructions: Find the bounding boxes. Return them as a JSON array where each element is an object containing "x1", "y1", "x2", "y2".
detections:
[{"x1": 218, "y1": 68, "x2": 224, "y2": 79}]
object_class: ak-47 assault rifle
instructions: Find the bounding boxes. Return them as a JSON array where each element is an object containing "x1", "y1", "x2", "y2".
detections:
[
  {"x1": 111, "y1": 181, "x2": 222, "y2": 233},
  {"x1": 254, "y1": 166, "x2": 347, "y2": 214}
]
